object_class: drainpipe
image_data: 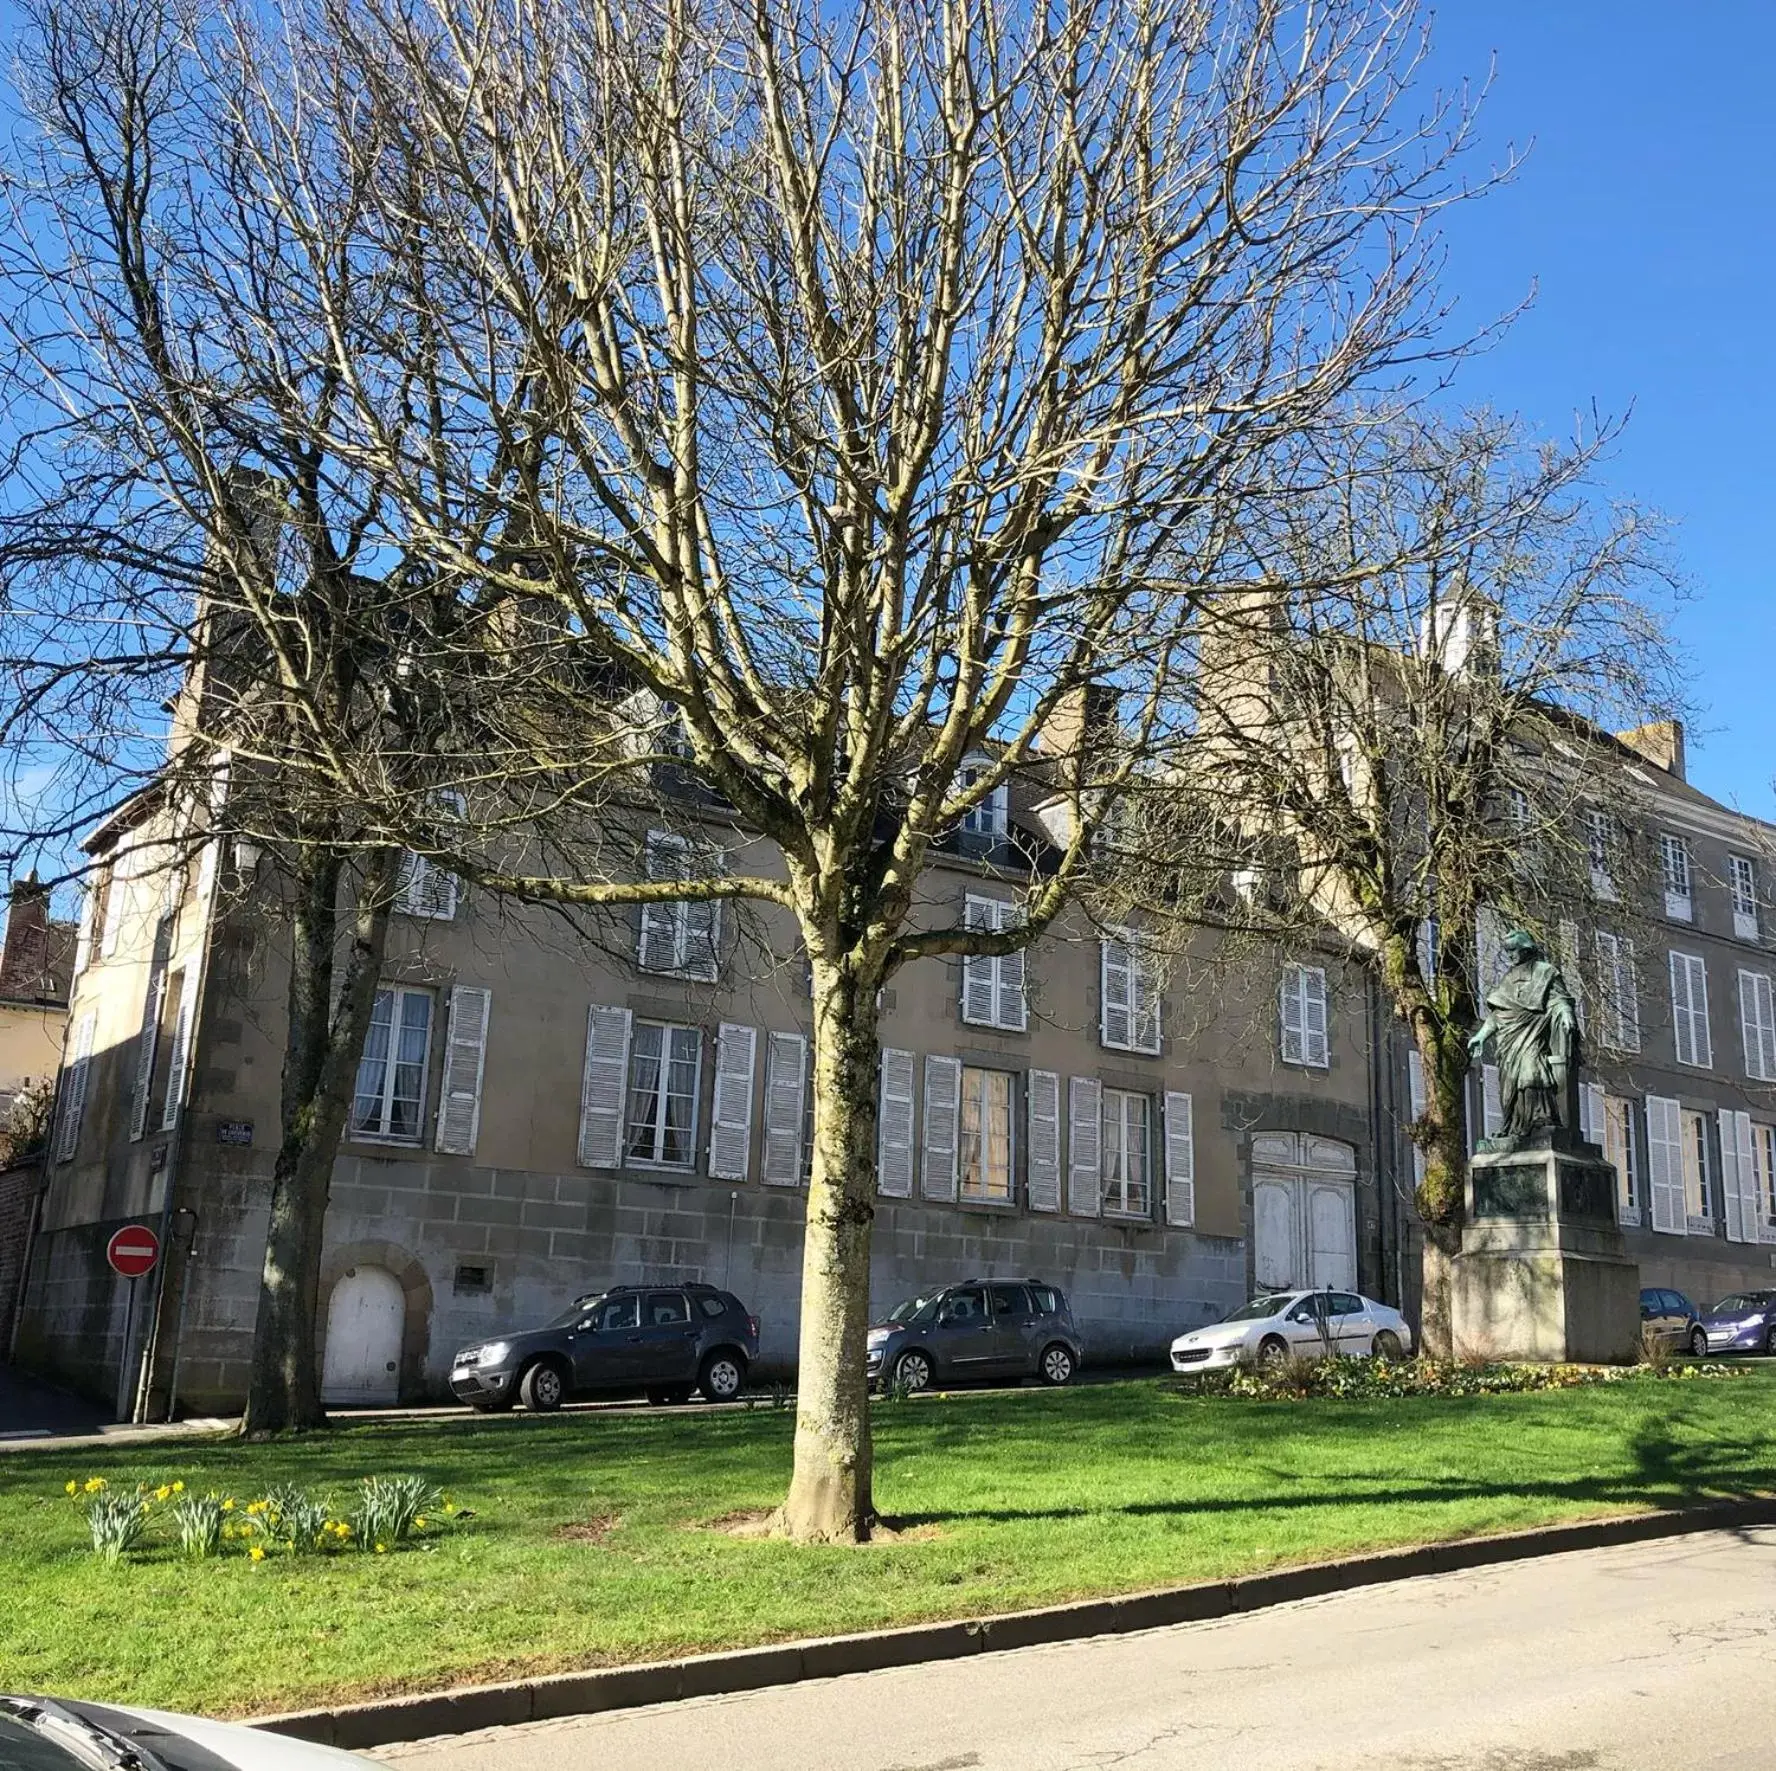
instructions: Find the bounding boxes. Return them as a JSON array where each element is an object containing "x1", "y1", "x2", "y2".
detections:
[{"x1": 1366, "y1": 968, "x2": 1392, "y2": 1306}]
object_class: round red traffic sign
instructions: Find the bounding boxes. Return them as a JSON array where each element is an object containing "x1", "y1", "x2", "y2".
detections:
[{"x1": 106, "y1": 1225, "x2": 161, "y2": 1279}]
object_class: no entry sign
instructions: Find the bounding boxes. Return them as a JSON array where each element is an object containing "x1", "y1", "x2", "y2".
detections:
[{"x1": 106, "y1": 1225, "x2": 161, "y2": 1279}]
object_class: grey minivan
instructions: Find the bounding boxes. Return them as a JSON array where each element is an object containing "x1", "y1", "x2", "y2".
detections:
[{"x1": 866, "y1": 1279, "x2": 1081, "y2": 1391}]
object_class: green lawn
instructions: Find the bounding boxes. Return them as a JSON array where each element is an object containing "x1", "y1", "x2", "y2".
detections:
[{"x1": 4, "y1": 1373, "x2": 1774, "y2": 1718}]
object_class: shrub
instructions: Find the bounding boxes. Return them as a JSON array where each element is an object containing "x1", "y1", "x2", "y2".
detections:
[
  {"x1": 169, "y1": 1490, "x2": 226, "y2": 1559},
  {"x1": 1175, "y1": 1354, "x2": 1748, "y2": 1403},
  {"x1": 67, "y1": 1480, "x2": 153, "y2": 1562},
  {"x1": 348, "y1": 1475, "x2": 443, "y2": 1553}
]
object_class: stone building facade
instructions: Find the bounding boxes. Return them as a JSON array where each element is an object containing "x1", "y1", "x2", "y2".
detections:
[{"x1": 15, "y1": 776, "x2": 1389, "y2": 1416}]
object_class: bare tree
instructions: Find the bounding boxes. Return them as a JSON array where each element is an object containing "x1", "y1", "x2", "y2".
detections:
[
  {"x1": 1190, "y1": 411, "x2": 1681, "y2": 1353},
  {"x1": 2, "y1": 0, "x2": 1484, "y2": 1532}
]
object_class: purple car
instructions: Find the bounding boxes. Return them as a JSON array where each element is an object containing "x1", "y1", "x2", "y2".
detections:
[{"x1": 1700, "y1": 1290, "x2": 1776, "y2": 1357}]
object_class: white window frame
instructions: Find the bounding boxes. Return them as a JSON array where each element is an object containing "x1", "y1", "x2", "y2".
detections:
[
  {"x1": 1740, "y1": 970, "x2": 1776, "y2": 1083},
  {"x1": 1730, "y1": 854, "x2": 1760, "y2": 942},
  {"x1": 637, "y1": 830, "x2": 722, "y2": 982},
  {"x1": 623, "y1": 1019, "x2": 703, "y2": 1169},
  {"x1": 1660, "y1": 832, "x2": 1693, "y2": 923},
  {"x1": 1680, "y1": 1106, "x2": 1712, "y2": 1226},
  {"x1": 1100, "y1": 1087, "x2": 1152, "y2": 1218},
  {"x1": 1754, "y1": 1121, "x2": 1776, "y2": 1242},
  {"x1": 1099, "y1": 932, "x2": 1161, "y2": 1055},
  {"x1": 1595, "y1": 931, "x2": 1639, "y2": 1053},
  {"x1": 958, "y1": 755, "x2": 1008, "y2": 839},
  {"x1": 958, "y1": 1065, "x2": 1015, "y2": 1204},
  {"x1": 1585, "y1": 808, "x2": 1617, "y2": 901},
  {"x1": 960, "y1": 895, "x2": 1027, "y2": 1031},
  {"x1": 1279, "y1": 963, "x2": 1330, "y2": 1069},
  {"x1": 351, "y1": 985, "x2": 435, "y2": 1145},
  {"x1": 1669, "y1": 950, "x2": 1713, "y2": 1069},
  {"x1": 1604, "y1": 1094, "x2": 1639, "y2": 1221}
]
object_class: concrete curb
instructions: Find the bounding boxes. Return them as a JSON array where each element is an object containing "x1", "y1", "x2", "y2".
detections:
[{"x1": 252, "y1": 1497, "x2": 1776, "y2": 1753}]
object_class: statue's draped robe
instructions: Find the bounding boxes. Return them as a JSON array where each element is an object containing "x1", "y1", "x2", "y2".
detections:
[{"x1": 1483, "y1": 958, "x2": 1581, "y2": 1140}]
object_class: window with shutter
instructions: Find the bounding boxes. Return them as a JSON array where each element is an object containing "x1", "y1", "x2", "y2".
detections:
[
  {"x1": 1585, "y1": 808, "x2": 1617, "y2": 900},
  {"x1": 637, "y1": 831, "x2": 722, "y2": 980},
  {"x1": 762, "y1": 1031, "x2": 808, "y2": 1187},
  {"x1": 434, "y1": 986, "x2": 492, "y2": 1156},
  {"x1": 1101, "y1": 1089, "x2": 1152, "y2": 1216},
  {"x1": 395, "y1": 792, "x2": 466, "y2": 920},
  {"x1": 53, "y1": 1012, "x2": 96, "y2": 1163},
  {"x1": 706, "y1": 1022, "x2": 758, "y2": 1180},
  {"x1": 1067, "y1": 1076, "x2": 1102, "y2": 1215},
  {"x1": 1645, "y1": 1095, "x2": 1684, "y2": 1234},
  {"x1": 960, "y1": 897, "x2": 1027, "y2": 1031},
  {"x1": 576, "y1": 1005, "x2": 633, "y2": 1168},
  {"x1": 1099, "y1": 938, "x2": 1132, "y2": 1049},
  {"x1": 1595, "y1": 932, "x2": 1639, "y2": 1052},
  {"x1": 1580, "y1": 1081, "x2": 1604, "y2": 1148},
  {"x1": 350, "y1": 985, "x2": 433, "y2": 1143},
  {"x1": 160, "y1": 967, "x2": 200, "y2": 1132},
  {"x1": 1680, "y1": 1107, "x2": 1712, "y2": 1223},
  {"x1": 1163, "y1": 1091, "x2": 1195, "y2": 1226},
  {"x1": 1669, "y1": 952, "x2": 1712, "y2": 1068},
  {"x1": 958, "y1": 1067, "x2": 1014, "y2": 1201},
  {"x1": 1280, "y1": 965, "x2": 1329, "y2": 1068},
  {"x1": 921, "y1": 1055, "x2": 961, "y2": 1201},
  {"x1": 623, "y1": 1021, "x2": 703, "y2": 1166},
  {"x1": 876, "y1": 1048, "x2": 916, "y2": 1197},
  {"x1": 1740, "y1": 971, "x2": 1776, "y2": 1082},
  {"x1": 1753, "y1": 1122, "x2": 1776, "y2": 1241},
  {"x1": 1026, "y1": 1069, "x2": 1062, "y2": 1211}
]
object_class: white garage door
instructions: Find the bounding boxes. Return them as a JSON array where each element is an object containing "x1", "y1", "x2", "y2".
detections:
[
  {"x1": 1252, "y1": 1134, "x2": 1358, "y2": 1294},
  {"x1": 321, "y1": 1265, "x2": 404, "y2": 1405}
]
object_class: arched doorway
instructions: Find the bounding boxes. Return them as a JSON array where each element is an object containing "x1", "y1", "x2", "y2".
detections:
[
  {"x1": 320, "y1": 1264, "x2": 405, "y2": 1405},
  {"x1": 1252, "y1": 1133, "x2": 1358, "y2": 1292}
]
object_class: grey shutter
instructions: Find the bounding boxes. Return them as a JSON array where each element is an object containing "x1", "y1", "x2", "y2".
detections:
[
  {"x1": 98, "y1": 870, "x2": 125, "y2": 960},
  {"x1": 72, "y1": 887, "x2": 95, "y2": 976},
  {"x1": 1301, "y1": 967, "x2": 1329, "y2": 1066},
  {"x1": 160, "y1": 966, "x2": 198, "y2": 1131},
  {"x1": 1722, "y1": 1109, "x2": 1750, "y2": 1243},
  {"x1": 1406, "y1": 1049, "x2": 1427, "y2": 1182},
  {"x1": 1596, "y1": 933, "x2": 1640, "y2": 1053},
  {"x1": 1280, "y1": 966, "x2": 1306, "y2": 1064},
  {"x1": 1163, "y1": 1091, "x2": 1195, "y2": 1226},
  {"x1": 1671, "y1": 952, "x2": 1712, "y2": 1067},
  {"x1": 128, "y1": 917, "x2": 174, "y2": 1142},
  {"x1": 1481, "y1": 1065, "x2": 1503, "y2": 1139},
  {"x1": 1740, "y1": 971, "x2": 1776, "y2": 1082},
  {"x1": 1731, "y1": 1111, "x2": 1759, "y2": 1240},
  {"x1": 996, "y1": 903, "x2": 1028, "y2": 1032},
  {"x1": 1646, "y1": 1095, "x2": 1684, "y2": 1234},
  {"x1": 762, "y1": 1032, "x2": 807, "y2": 1187},
  {"x1": 1100, "y1": 939, "x2": 1132, "y2": 1048},
  {"x1": 577, "y1": 1004, "x2": 633, "y2": 1168},
  {"x1": 1067, "y1": 1075, "x2": 1102, "y2": 1216},
  {"x1": 921, "y1": 1054, "x2": 961, "y2": 1201},
  {"x1": 707, "y1": 1022, "x2": 758, "y2": 1180},
  {"x1": 682, "y1": 896, "x2": 721, "y2": 982},
  {"x1": 434, "y1": 985, "x2": 492, "y2": 1155},
  {"x1": 1580, "y1": 1081, "x2": 1605, "y2": 1148},
  {"x1": 638, "y1": 832, "x2": 686, "y2": 972},
  {"x1": 1130, "y1": 945, "x2": 1159, "y2": 1053},
  {"x1": 961, "y1": 896, "x2": 997, "y2": 1026},
  {"x1": 876, "y1": 1047, "x2": 916, "y2": 1197},
  {"x1": 1558, "y1": 920, "x2": 1585, "y2": 1031},
  {"x1": 54, "y1": 1012, "x2": 96, "y2": 1163},
  {"x1": 1026, "y1": 1068, "x2": 1061, "y2": 1212}
]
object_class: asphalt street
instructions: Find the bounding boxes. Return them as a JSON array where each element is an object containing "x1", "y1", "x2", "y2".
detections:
[{"x1": 373, "y1": 1526, "x2": 1776, "y2": 1771}]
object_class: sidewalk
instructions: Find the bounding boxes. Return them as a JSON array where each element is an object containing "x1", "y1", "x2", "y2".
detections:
[{"x1": 0, "y1": 1362, "x2": 235, "y2": 1453}]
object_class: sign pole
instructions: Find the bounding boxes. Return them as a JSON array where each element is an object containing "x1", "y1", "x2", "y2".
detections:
[
  {"x1": 115, "y1": 1276, "x2": 138, "y2": 1423},
  {"x1": 104, "y1": 1224, "x2": 163, "y2": 1423}
]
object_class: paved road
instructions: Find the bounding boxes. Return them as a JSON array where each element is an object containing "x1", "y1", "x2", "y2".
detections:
[{"x1": 375, "y1": 1527, "x2": 1776, "y2": 1771}]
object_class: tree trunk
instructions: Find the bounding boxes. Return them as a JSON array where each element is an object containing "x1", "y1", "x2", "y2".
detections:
[
  {"x1": 241, "y1": 848, "x2": 396, "y2": 1437},
  {"x1": 1412, "y1": 1022, "x2": 1470, "y2": 1360},
  {"x1": 778, "y1": 956, "x2": 882, "y2": 1543}
]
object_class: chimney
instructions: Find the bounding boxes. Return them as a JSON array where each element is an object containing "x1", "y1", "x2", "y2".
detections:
[
  {"x1": 0, "y1": 874, "x2": 54, "y2": 1004},
  {"x1": 1037, "y1": 684, "x2": 1121, "y2": 767},
  {"x1": 1419, "y1": 590, "x2": 1500, "y2": 676},
  {"x1": 1617, "y1": 719, "x2": 1686, "y2": 782}
]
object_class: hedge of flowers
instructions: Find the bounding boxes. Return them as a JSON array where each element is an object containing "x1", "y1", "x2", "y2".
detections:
[
  {"x1": 62, "y1": 1473, "x2": 465, "y2": 1563},
  {"x1": 1178, "y1": 1354, "x2": 1749, "y2": 1403}
]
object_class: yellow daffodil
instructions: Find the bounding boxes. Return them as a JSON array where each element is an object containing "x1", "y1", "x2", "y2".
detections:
[
  {"x1": 222, "y1": 1499, "x2": 235, "y2": 1512},
  {"x1": 171, "y1": 1481, "x2": 184, "y2": 1494},
  {"x1": 154, "y1": 1486, "x2": 171, "y2": 1502},
  {"x1": 65, "y1": 1481, "x2": 77, "y2": 1496},
  {"x1": 83, "y1": 1478, "x2": 105, "y2": 1494},
  {"x1": 414, "y1": 1517, "x2": 427, "y2": 1529},
  {"x1": 249, "y1": 1546, "x2": 265, "y2": 1562},
  {"x1": 374, "y1": 1543, "x2": 387, "y2": 1554}
]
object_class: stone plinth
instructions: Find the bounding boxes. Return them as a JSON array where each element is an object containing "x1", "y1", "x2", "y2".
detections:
[{"x1": 1453, "y1": 1138, "x2": 1640, "y2": 1364}]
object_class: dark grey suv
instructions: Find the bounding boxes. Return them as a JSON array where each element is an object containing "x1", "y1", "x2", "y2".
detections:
[
  {"x1": 450, "y1": 1283, "x2": 760, "y2": 1412},
  {"x1": 867, "y1": 1279, "x2": 1081, "y2": 1392}
]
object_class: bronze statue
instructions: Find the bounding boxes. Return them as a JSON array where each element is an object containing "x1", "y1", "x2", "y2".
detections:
[{"x1": 1467, "y1": 927, "x2": 1583, "y2": 1153}]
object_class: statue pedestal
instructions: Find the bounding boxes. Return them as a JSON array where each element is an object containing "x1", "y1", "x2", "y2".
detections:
[{"x1": 1453, "y1": 1138, "x2": 1640, "y2": 1364}]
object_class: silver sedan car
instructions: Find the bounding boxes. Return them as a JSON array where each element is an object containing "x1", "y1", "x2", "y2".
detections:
[{"x1": 1170, "y1": 1289, "x2": 1413, "y2": 1373}]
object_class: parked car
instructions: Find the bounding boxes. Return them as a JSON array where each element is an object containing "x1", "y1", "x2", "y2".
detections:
[
  {"x1": 867, "y1": 1279, "x2": 1081, "y2": 1392},
  {"x1": 1638, "y1": 1286, "x2": 1707, "y2": 1357},
  {"x1": 1169, "y1": 1289, "x2": 1412, "y2": 1372},
  {"x1": 1698, "y1": 1290, "x2": 1776, "y2": 1357},
  {"x1": 2, "y1": 1694, "x2": 374, "y2": 1767},
  {"x1": 449, "y1": 1282, "x2": 760, "y2": 1411}
]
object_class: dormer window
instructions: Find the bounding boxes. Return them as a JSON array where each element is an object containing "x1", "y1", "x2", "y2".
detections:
[{"x1": 958, "y1": 757, "x2": 1008, "y2": 839}]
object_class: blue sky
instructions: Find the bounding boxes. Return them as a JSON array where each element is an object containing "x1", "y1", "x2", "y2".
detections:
[{"x1": 1420, "y1": 2, "x2": 1776, "y2": 817}]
